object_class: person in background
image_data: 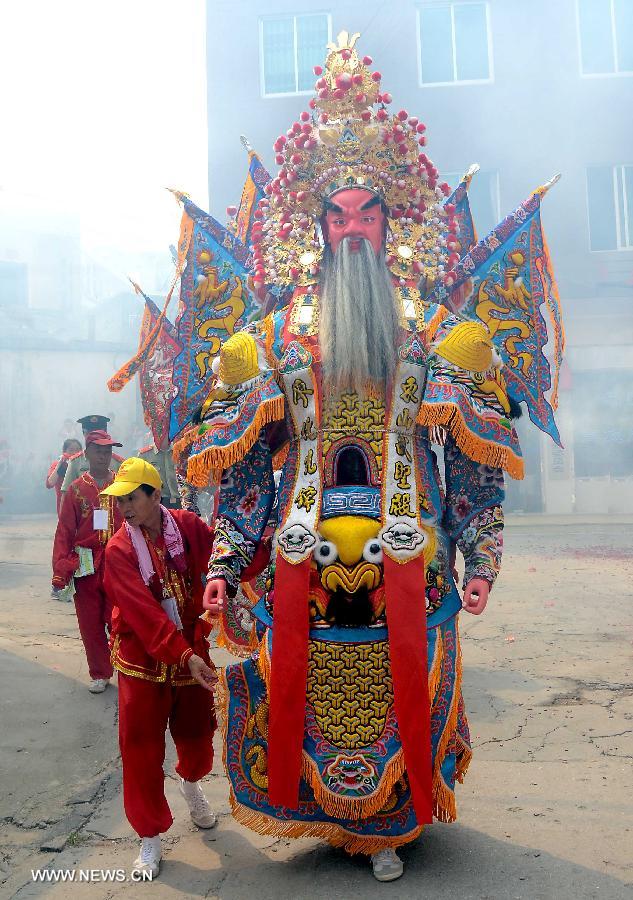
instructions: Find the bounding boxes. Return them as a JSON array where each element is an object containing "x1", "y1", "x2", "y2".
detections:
[
  {"x1": 46, "y1": 438, "x2": 83, "y2": 515},
  {"x1": 52, "y1": 430, "x2": 124, "y2": 693},
  {"x1": 138, "y1": 435, "x2": 181, "y2": 509},
  {"x1": 101, "y1": 458, "x2": 217, "y2": 880},
  {"x1": 47, "y1": 437, "x2": 83, "y2": 600},
  {"x1": 61, "y1": 415, "x2": 124, "y2": 492},
  {"x1": 59, "y1": 418, "x2": 81, "y2": 443}
]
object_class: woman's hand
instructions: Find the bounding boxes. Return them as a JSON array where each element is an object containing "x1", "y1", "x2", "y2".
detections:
[{"x1": 203, "y1": 577, "x2": 227, "y2": 616}]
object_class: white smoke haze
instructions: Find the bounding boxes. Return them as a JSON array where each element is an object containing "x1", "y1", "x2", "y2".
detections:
[
  {"x1": 0, "y1": 1, "x2": 207, "y2": 514},
  {"x1": 0, "y1": 1, "x2": 631, "y2": 515}
]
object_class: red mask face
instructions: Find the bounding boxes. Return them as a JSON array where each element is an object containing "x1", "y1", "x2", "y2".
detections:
[{"x1": 323, "y1": 188, "x2": 385, "y2": 255}]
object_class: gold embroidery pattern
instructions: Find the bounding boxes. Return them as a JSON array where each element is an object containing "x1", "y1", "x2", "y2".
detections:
[
  {"x1": 306, "y1": 640, "x2": 393, "y2": 750},
  {"x1": 321, "y1": 392, "x2": 385, "y2": 471}
]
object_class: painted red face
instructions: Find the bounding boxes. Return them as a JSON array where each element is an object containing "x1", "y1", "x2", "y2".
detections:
[{"x1": 323, "y1": 188, "x2": 385, "y2": 255}]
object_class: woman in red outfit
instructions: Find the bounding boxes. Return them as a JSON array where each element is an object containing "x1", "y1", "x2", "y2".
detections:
[
  {"x1": 46, "y1": 438, "x2": 82, "y2": 515},
  {"x1": 102, "y1": 457, "x2": 218, "y2": 880},
  {"x1": 52, "y1": 430, "x2": 123, "y2": 691}
]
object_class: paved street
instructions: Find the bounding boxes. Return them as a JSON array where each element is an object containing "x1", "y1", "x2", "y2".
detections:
[{"x1": 0, "y1": 514, "x2": 632, "y2": 899}]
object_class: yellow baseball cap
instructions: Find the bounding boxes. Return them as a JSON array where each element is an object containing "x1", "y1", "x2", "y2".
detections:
[{"x1": 100, "y1": 457, "x2": 162, "y2": 497}]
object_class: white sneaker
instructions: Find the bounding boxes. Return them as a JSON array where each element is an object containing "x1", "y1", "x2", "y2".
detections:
[
  {"x1": 132, "y1": 835, "x2": 161, "y2": 880},
  {"x1": 88, "y1": 678, "x2": 109, "y2": 693},
  {"x1": 371, "y1": 848, "x2": 404, "y2": 882},
  {"x1": 179, "y1": 778, "x2": 217, "y2": 829}
]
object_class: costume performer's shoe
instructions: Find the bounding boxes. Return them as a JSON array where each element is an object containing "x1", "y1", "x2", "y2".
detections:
[
  {"x1": 88, "y1": 678, "x2": 109, "y2": 693},
  {"x1": 179, "y1": 778, "x2": 217, "y2": 829},
  {"x1": 132, "y1": 835, "x2": 161, "y2": 879},
  {"x1": 371, "y1": 848, "x2": 404, "y2": 882},
  {"x1": 50, "y1": 588, "x2": 60, "y2": 600}
]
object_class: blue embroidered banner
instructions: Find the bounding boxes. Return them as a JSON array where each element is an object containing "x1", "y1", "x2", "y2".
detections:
[
  {"x1": 135, "y1": 289, "x2": 181, "y2": 451},
  {"x1": 431, "y1": 185, "x2": 564, "y2": 445},
  {"x1": 235, "y1": 151, "x2": 271, "y2": 248},
  {"x1": 169, "y1": 198, "x2": 264, "y2": 441},
  {"x1": 444, "y1": 166, "x2": 478, "y2": 256}
]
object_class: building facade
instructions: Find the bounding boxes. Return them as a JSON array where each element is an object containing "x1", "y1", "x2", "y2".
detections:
[{"x1": 206, "y1": 0, "x2": 633, "y2": 513}]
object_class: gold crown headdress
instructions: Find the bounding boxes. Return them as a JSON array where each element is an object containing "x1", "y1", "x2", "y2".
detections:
[{"x1": 251, "y1": 31, "x2": 460, "y2": 292}]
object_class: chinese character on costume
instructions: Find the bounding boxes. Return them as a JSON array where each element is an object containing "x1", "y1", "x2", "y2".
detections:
[{"x1": 140, "y1": 32, "x2": 565, "y2": 883}]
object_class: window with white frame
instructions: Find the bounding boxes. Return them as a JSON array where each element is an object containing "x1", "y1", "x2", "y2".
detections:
[
  {"x1": 577, "y1": 0, "x2": 633, "y2": 75},
  {"x1": 417, "y1": 2, "x2": 492, "y2": 85},
  {"x1": 260, "y1": 13, "x2": 331, "y2": 97},
  {"x1": 443, "y1": 169, "x2": 500, "y2": 239},
  {"x1": 586, "y1": 165, "x2": 633, "y2": 251}
]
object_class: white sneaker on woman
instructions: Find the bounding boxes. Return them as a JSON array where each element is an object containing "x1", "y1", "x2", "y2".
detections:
[
  {"x1": 88, "y1": 678, "x2": 109, "y2": 693},
  {"x1": 371, "y1": 848, "x2": 404, "y2": 881},
  {"x1": 132, "y1": 835, "x2": 161, "y2": 879},
  {"x1": 179, "y1": 778, "x2": 217, "y2": 828}
]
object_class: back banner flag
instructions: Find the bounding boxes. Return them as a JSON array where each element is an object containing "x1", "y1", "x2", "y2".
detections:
[
  {"x1": 169, "y1": 197, "x2": 264, "y2": 442},
  {"x1": 430, "y1": 176, "x2": 565, "y2": 445}
]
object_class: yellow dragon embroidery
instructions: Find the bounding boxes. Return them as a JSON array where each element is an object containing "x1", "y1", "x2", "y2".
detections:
[
  {"x1": 193, "y1": 257, "x2": 247, "y2": 379},
  {"x1": 476, "y1": 250, "x2": 533, "y2": 376}
]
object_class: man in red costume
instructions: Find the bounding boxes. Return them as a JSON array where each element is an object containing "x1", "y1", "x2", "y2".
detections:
[
  {"x1": 52, "y1": 430, "x2": 124, "y2": 692},
  {"x1": 60, "y1": 414, "x2": 124, "y2": 492},
  {"x1": 102, "y1": 457, "x2": 217, "y2": 880}
]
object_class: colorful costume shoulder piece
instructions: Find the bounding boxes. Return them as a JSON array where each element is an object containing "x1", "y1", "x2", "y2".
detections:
[
  {"x1": 418, "y1": 315, "x2": 524, "y2": 480},
  {"x1": 186, "y1": 322, "x2": 285, "y2": 487}
]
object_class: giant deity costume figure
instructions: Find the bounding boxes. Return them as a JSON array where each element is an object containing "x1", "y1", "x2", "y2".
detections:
[{"x1": 187, "y1": 33, "x2": 563, "y2": 882}]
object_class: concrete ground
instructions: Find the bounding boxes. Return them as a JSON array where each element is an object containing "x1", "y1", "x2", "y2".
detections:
[{"x1": 0, "y1": 514, "x2": 631, "y2": 899}]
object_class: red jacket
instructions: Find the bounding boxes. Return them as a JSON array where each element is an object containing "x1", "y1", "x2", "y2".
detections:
[
  {"x1": 46, "y1": 454, "x2": 68, "y2": 516},
  {"x1": 52, "y1": 472, "x2": 123, "y2": 588},
  {"x1": 103, "y1": 509, "x2": 214, "y2": 685}
]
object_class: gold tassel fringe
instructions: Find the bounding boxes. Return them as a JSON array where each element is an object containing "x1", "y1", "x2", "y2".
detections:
[
  {"x1": 426, "y1": 305, "x2": 450, "y2": 342},
  {"x1": 228, "y1": 791, "x2": 424, "y2": 855},
  {"x1": 417, "y1": 401, "x2": 524, "y2": 480},
  {"x1": 301, "y1": 750, "x2": 406, "y2": 821},
  {"x1": 272, "y1": 443, "x2": 289, "y2": 471},
  {"x1": 218, "y1": 627, "x2": 470, "y2": 845},
  {"x1": 428, "y1": 629, "x2": 444, "y2": 702},
  {"x1": 186, "y1": 394, "x2": 285, "y2": 487}
]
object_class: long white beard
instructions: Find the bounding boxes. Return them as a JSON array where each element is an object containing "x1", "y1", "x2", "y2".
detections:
[{"x1": 319, "y1": 238, "x2": 401, "y2": 394}]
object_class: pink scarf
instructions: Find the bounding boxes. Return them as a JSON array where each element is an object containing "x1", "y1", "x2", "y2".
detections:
[{"x1": 125, "y1": 505, "x2": 186, "y2": 585}]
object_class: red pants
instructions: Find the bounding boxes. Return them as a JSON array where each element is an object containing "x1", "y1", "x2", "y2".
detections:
[
  {"x1": 118, "y1": 673, "x2": 216, "y2": 837},
  {"x1": 74, "y1": 573, "x2": 113, "y2": 680}
]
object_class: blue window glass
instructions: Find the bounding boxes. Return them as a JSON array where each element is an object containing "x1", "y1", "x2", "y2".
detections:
[
  {"x1": 587, "y1": 166, "x2": 618, "y2": 251},
  {"x1": 297, "y1": 15, "x2": 329, "y2": 91},
  {"x1": 262, "y1": 18, "x2": 295, "y2": 95},
  {"x1": 578, "y1": 0, "x2": 615, "y2": 74},
  {"x1": 261, "y1": 14, "x2": 330, "y2": 96},
  {"x1": 419, "y1": 5, "x2": 454, "y2": 84},
  {"x1": 454, "y1": 2, "x2": 489, "y2": 81},
  {"x1": 617, "y1": 165, "x2": 633, "y2": 248},
  {"x1": 419, "y1": 2, "x2": 491, "y2": 85},
  {"x1": 614, "y1": 0, "x2": 633, "y2": 71}
]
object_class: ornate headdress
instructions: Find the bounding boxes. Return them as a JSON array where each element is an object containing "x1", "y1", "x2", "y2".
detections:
[{"x1": 251, "y1": 31, "x2": 460, "y2": 293}]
